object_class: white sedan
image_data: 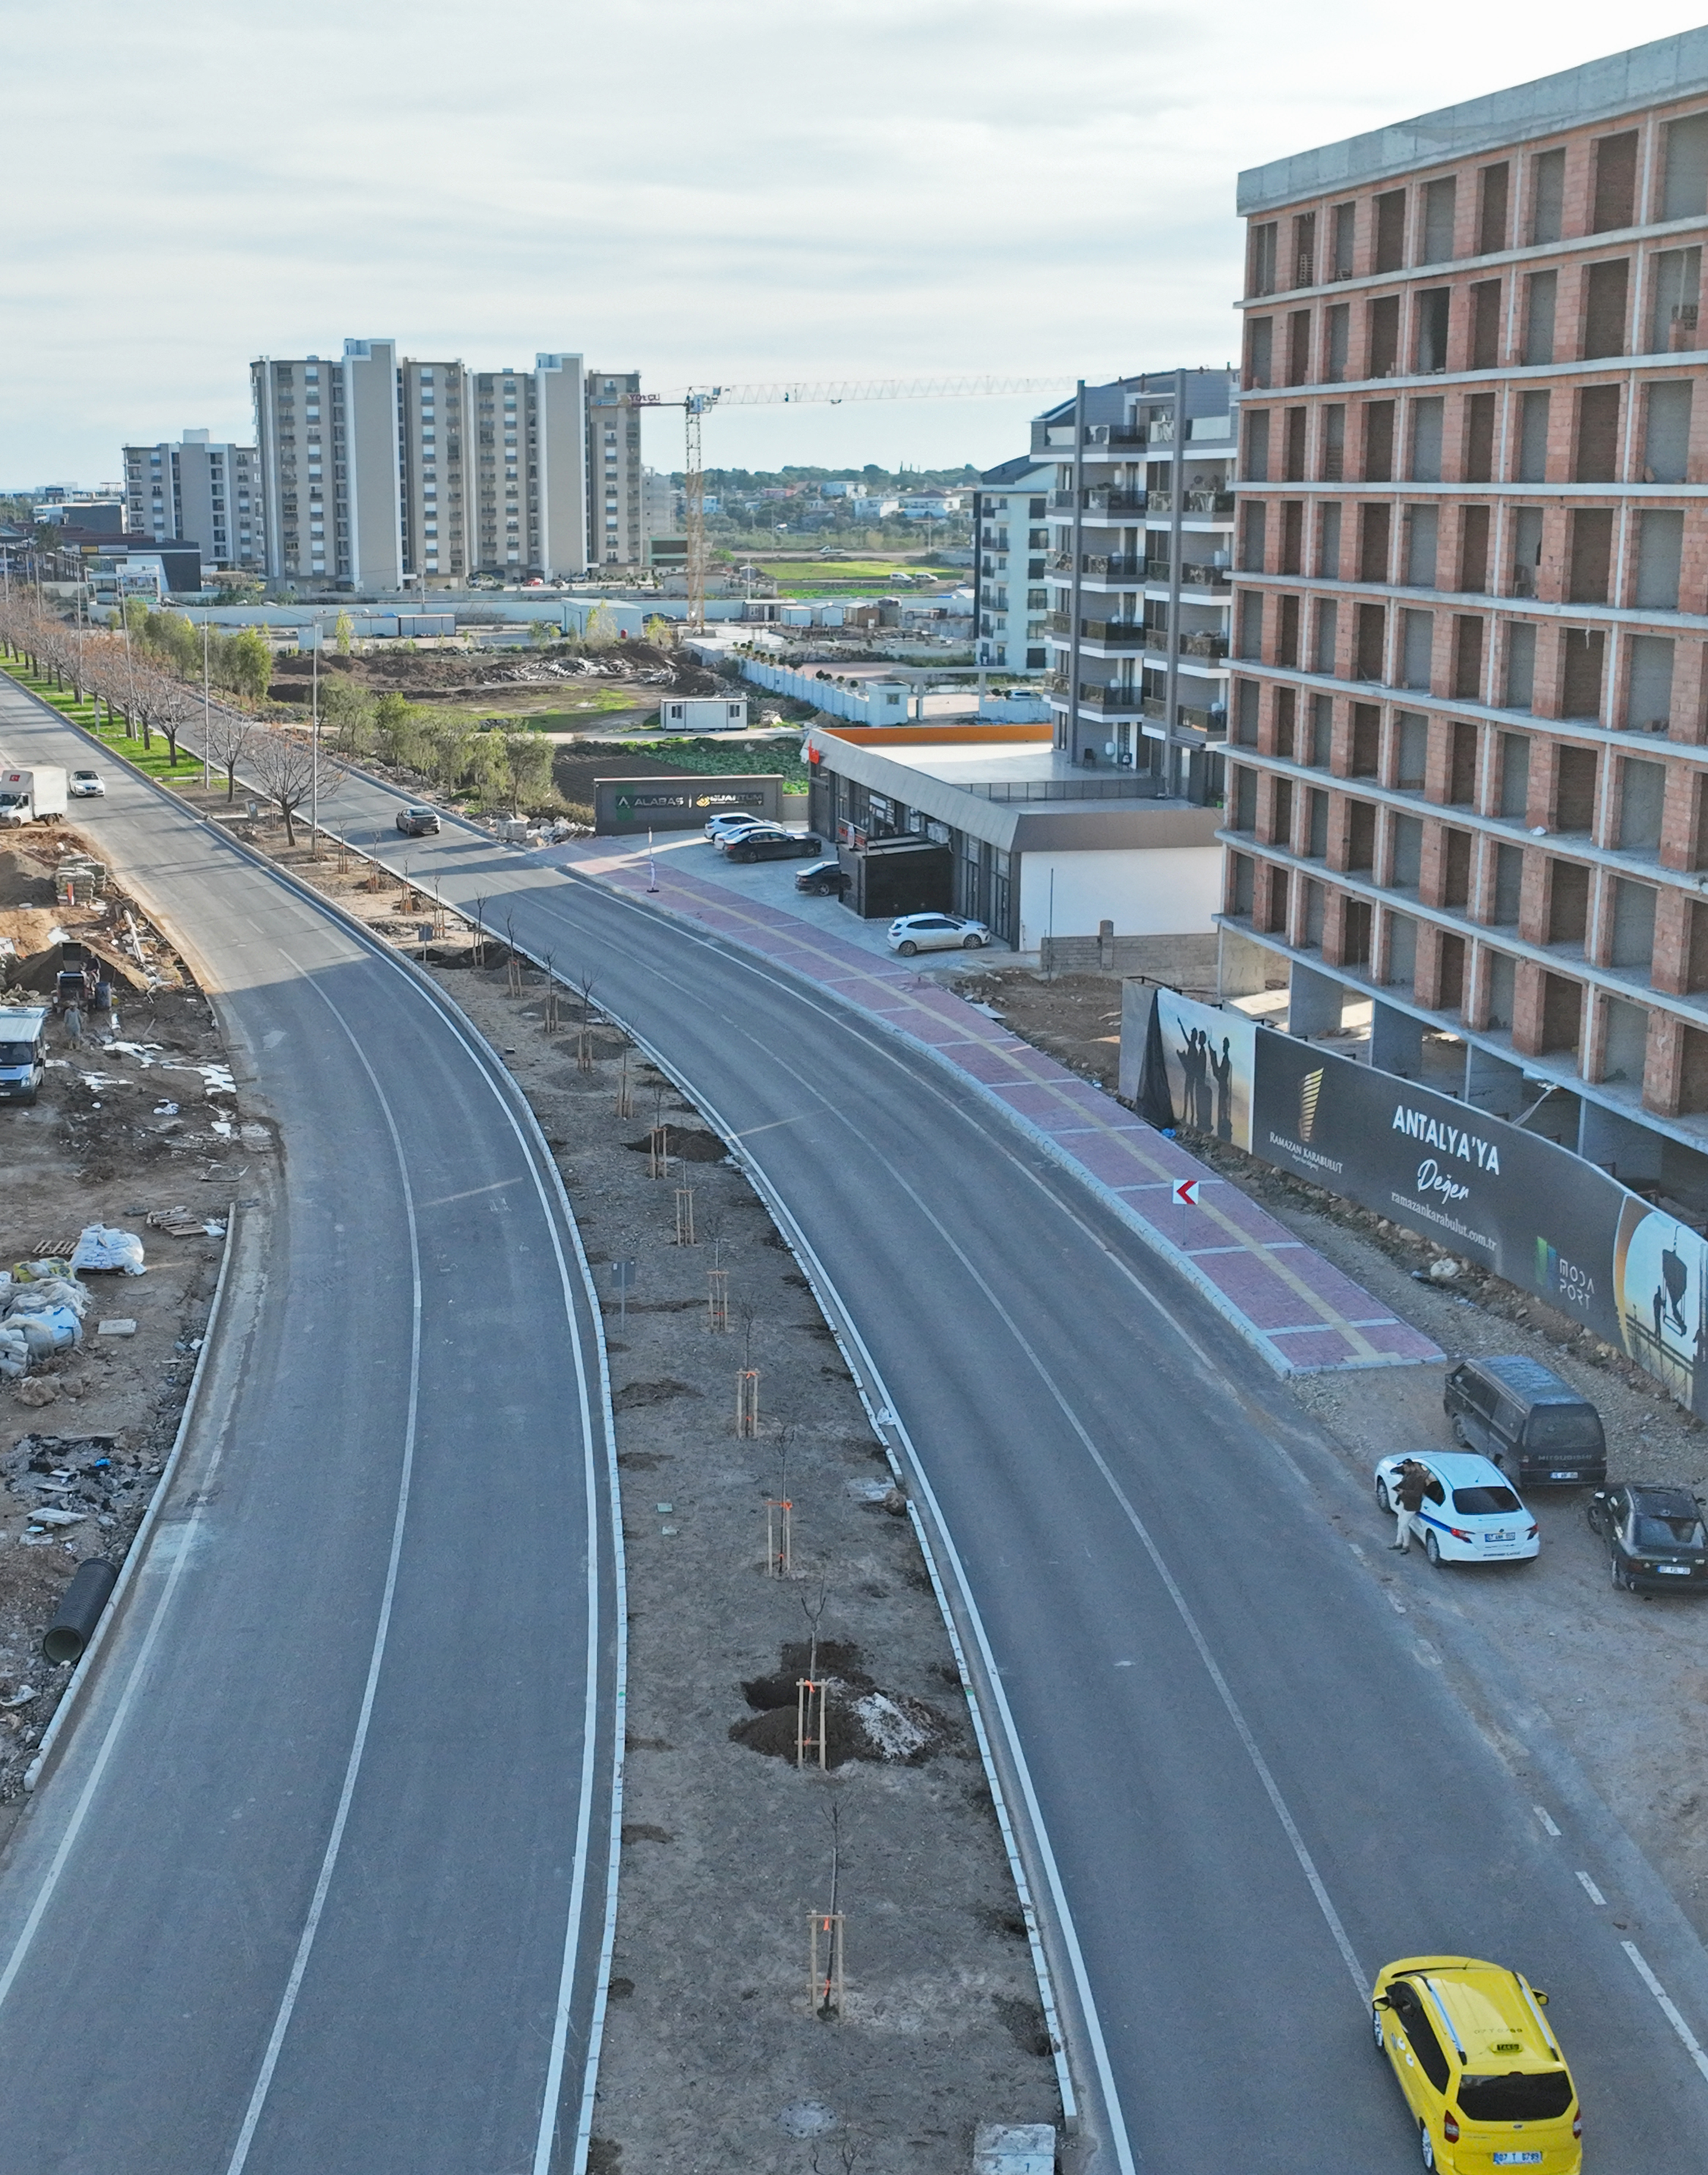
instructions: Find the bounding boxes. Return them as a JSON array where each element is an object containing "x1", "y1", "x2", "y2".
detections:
[
  {"x1": 68, "y1": 769, "x2": 105, "y2": 798},
  {"x1": 1375, "y1": 1451, "x2": 1539, "y2": 1566},
  {"x1": 887, "y1": 912, "x2": 990, "y2": 956},
  {"x1": 704, "y1": 811, "x2": 769, "y2": 843}
]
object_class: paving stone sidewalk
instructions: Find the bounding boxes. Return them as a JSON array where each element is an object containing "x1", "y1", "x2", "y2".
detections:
[{"x1": 550, "y1": 836, "x2": 1441, "y2": 1376}]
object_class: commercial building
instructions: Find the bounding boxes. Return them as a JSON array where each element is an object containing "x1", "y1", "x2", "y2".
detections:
[
  {"x1": 249, "y1": 343, "x2": 630, "y2": 588},
  {"x1": 1224, "y1": 29, "x2": 1708, "y2": 1210},
  {"x1": 805, "y1": 724, "x2": 1222, "y2": 961},
  {"x1": 122, "y1": 432, "x2": 264, "y2": 573},
  {"x1": 1042, "y1": 371, "x2": 1237, "y2": 806},
  {"x1": 973, "y1": 456, "x2": 1054, "y2": 673}
]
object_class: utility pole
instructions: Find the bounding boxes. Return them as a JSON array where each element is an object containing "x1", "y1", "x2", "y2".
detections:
[{"x1": 201, "y1": 616, "x2": 212, "y2": 789}]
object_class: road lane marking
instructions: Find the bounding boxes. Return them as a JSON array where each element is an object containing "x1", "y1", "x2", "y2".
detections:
[
  {"x1": 417, "y1": 1176, "x2": 524, "y2": 1208},
  {"x1": 1534, "y1": 1806, "x2": 1562, "y2": 1837},
  {"x1": 1623, "y1": 1942, "x2": 1708, "y2": 2087},
  {"x1": 1577, "y1": 1871, "x2": 1607, "y2": 1906},
  {"x1": 221, "y1": 959, "x2": 428, "y2": 2175}
]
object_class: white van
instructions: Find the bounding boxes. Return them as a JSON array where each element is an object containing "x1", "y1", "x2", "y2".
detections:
[{"x1": 0, "y1": 1008, "x2": 50, "y2": 1104}]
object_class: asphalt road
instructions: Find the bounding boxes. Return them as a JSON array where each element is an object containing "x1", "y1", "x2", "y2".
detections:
[
  {"x1": 320, "y1": 778, "x2": 1708, "y2": 2172},
  {"x1": 7, "y1": 685, "x2": 1708, "y2": 2171},
  {"x1": 0, "y1": 683, "x2": 620, "y2": 2175}
]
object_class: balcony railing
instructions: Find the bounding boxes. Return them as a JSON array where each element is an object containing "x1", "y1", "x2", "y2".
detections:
[
  {"x1": 1080, "y1": 617, "x2": 1148, "y2": 644},
  {"x1": 1084, "y1": 488, "x2": 1148, "y2": 516},
  {"x1": 1146, "y1": 490, "x2": 1173, "y2": 513},
  {"x1": 962, "y1": 774, "x2": 1165, "y2": 802},
  {"x1": 1088, "y1": 423, "x2": 1148, "y2": 447},
  {"x1": 1083, "y1": 553, "x2": 1145, "y2": 581},
  {"x1": 1512, "y1": 565, "x2": 1537, "y2": 598},
  {"x1": 1142, "y1": 695, "x2": 1167, "y2": 719},
  {"x1": 1077, "y1": 683, "x2": 1145, "y2": 713},
  {"x1": 1179, "y1": 629, "x2": 1230, "y2": 659},
  {"x1": 1183, "y1": 489, "x2": 1236, "y2": 515},
  {"x1": 1177, "y1": 702, "x2": 1228, "y2": 732},
  {"x1": 1181, "y1": 562, "x2": 1233, "y2": 590}
]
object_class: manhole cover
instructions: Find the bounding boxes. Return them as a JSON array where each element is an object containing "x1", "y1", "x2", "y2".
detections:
[{"x1": 778, "y1": 2102, "x2": 837, "y2": 2138}]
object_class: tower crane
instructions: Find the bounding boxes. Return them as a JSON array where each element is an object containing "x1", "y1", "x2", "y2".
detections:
[{"x1": 621, "y1": 375, "x2": 1069, "y2": 631}]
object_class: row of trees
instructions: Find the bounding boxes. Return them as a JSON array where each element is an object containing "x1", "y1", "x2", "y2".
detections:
[
  {"x1": 119, "y1": 601, "x2": 273, "y2": 703},
  {"x1": 313, "y1": 677, "x2": 551, "y2": 811}
]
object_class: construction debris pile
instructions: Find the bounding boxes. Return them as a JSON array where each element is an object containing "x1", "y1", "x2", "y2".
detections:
[{"x1": 0, "y1": 1232, "x2": 146, "y2": 1383}]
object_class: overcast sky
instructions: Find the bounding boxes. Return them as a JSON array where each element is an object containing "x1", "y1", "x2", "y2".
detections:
[{"x1": 5, "y1": 1, "x2": 1707, "y2": 491}]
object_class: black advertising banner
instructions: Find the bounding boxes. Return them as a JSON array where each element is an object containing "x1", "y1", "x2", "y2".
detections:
[{"x1": 1130, "y1": 989, "x2": 1708, "y2": 1419}]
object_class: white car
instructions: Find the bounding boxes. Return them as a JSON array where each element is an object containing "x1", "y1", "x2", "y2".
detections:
[
  {"x1": 1375, "y1": 1451, "x2": 1539, "y2": 1566},
  {"x1": 887, "y1": 912, "x2": 990, "y2": 956},
  {"x1": 705, "y1": 811, "x2": 770, "y2": 843},
  {"x1": 68, "y1": 769, "x2": 105, "y2": 798}
]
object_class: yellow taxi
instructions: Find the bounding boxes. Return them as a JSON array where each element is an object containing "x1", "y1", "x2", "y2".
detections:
[{"x1": 1373, "y1": 1955, "x2": 1582, "y2": 2171}]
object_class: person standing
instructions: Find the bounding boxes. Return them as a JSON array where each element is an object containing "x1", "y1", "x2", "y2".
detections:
[{"x1": 1392, "y1": 1460, "x2": 1430, "y2": 1551}]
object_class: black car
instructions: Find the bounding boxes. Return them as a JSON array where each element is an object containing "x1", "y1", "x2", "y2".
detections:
[
  {"x1": 1587, "y1": 1483, "x2": 1708, "y2": 1593},
  {"x1": 794, "y1": 858, "x2": 850, "y2": 898},
  {"x1": 724, "y1": 829, "x2": 823, "y2": 864},
  {"x1": 396, "y1": 806, "x2": 441, "y2": 836}
]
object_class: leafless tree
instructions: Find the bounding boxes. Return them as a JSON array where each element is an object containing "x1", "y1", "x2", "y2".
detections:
[
  {"x1": 204, "y1": 708, "x2": 256, "y2": 801},
  {"x1": 249, "y1": 729, "x2": 341, "y2": 847}
]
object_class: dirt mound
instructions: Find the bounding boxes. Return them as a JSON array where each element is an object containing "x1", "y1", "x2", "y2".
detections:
[
  {"x1": 0, "y1": 844, "x2": 56, "y2": 910},
  {"x1": 731, "y1": 1639, "x2": 954, "y2": 1769},
  {"x1": 624, "y1": 1128, "x2": 726, "y2": 1163},
  {"x1": 611, "y1": 1378, "x2": 702, "y2": 1411}
]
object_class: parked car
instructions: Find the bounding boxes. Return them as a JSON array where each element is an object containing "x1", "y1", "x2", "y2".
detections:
[
  {"x1": 724, "y1": 828, "x2": 824, "y2": 863},
  {"x1": 1372, "y1": 1955, "x2": 1581, "y2": 2174},
  {"x1": 1375, "y1": 1451, "x2": 1539, "y2": 1566},
  {"x1": 1587, "y1": 1482, "x2": 1708, "y2": 1592},
  {"x1": 705, "y1": 811, "x2": 770, "y2": 842},
  {"x1": 794, "y1": 858, "x2": 850, "y2": 898},
  {"x1": 1443, "y1": 1355, "x2": 1606, "y2": 1487},
  {"x1": 396, "y1": 806, "x2": 441, "y2": 836},
  {"x1": 67, "y1": 769, "x2": 105, "y2": 799},
  {"x1": 887, "y1": 912, "x2": 990, "y2": 956}
]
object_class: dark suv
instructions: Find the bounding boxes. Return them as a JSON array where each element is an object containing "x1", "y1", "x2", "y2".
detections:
[
  {"x1": 1588, "y1": 1484, "x2": 1708, "y2": 1592},
  {"x1": 1442, "y1": 1355, "x2": 1606, "y2": 1487},
  {"x1": 794, "y1": 858, "x2": 850, "y2": 898}
]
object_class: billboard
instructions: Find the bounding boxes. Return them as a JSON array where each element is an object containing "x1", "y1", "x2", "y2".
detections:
[
  {"x1": 1125, "y1": 987, "x2": 1708, "y2": 1417},
  {"x1": 593, "y1": 773, "x2": 782, "y2": 836}
]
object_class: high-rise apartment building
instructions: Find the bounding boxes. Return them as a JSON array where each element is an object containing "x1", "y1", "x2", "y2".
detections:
[
  {"x1": 973, "y1": 456, "x2": 1054, "y2": 674},
  {"x1": 586, "y1": 372, "x2": 644, "y2": 566},
  {"x1": 122, "y1": 431, "x2": 264, "y2": 572},
  {"x1": 1225, "y1": 30, "x2": 1708, "y2": 1202},
  {"x1": 1042, "y1": 371, "x2": 1237, "y2": 803},
  {"x1": 250, "y1": 343, "x2": 624, "y2": 589}
]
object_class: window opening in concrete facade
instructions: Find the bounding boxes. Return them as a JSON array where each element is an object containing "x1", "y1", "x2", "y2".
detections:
[
  {"x1": 1360, "y1": 502, "x2": 1392, "y2": 583},
  {"x1": 1635, "y1": 510, "x2": 1685, "y2": 609},
  {"x1": 1592, "y1": 130, "x2": 1639, "y2": 231},
  {"x1": 1415, "y1": 290, "x2": 1450, "y2": 373},
  {"x1": 1477, "y1": 162, "x2": 1510, "y2": 254},
  {"x1": 1530, "y1": 147, "x2": 1567, "y2": 244},
  {"x1": 1570, "y1": 508, "x2": 1614, "y2": 603},
  {"x1": 1244, "y1": 409, "x2": 1270, "y2": 481},
  {"x1": 1583, "y1": 260, "x2": 1631, "y2": 358},
  {"x1": 1326, "y1": 305, "x2": 1350, "y2": 382},
  {"x1": 1523, "y1": 270, "x2": 1558, "y2": 365},
  {"x1": 1374, "y1": 190, "x2": 1406, "y2": 271},
  {"x1": 1411, "y1": 398, "x2": 1444, "y2": 481},
  {"x1": 1405, "y1": 506, "x2": 1438, "y2": 586},
  {"x1": 1471, "y1": 280, "x2": 1503, "y2": 370},
  {"x1": 1619, "y1": 757, "x2": 1667, "y2": 853},
  {"x1": 1663, "y1": 112, "x2": 1708, "y2": 219},
  {"x1": 1518, "y1": 392, "x2": 1551, "y2": 481},
  {"x1": 1612, "y1": 877, "x2": 1658, "y2": 967},
  {"x1": 1246, "y1": 317, "x2": 1272, "y2": 389},
  {"x1": 1397, "y1": 711, "x2": 1429, "y2": 789},
  {"x1": 1401, "y1": 609, "x2": 1434, "y2": 688},
  {"x1": 1387, "y1": 910, "x2": 1419, "y2": 988},
  {"x1": 1505, "y1": 624, "x2": 1537, "y2": 711},
  {"x1": 1310, "y1": 694, "x2": 1334, "y2": 767},
  {"x1": 1313, "y1": 598, "x2": 1339, "y2": 672},
  {"x1": 1576, "y1": 383, "x2": 1622, "y2": 478},
  {"x1": 1364, "y1": 401, "x2": 1395, "y2": 480},
  {"x1": 1317, "y1": 500, "x2": 1342, "y2": 576},
  {"x1": 1422, "y1": 177, "x2": 1458, "y2": 264},
  {"x1": 1465, "y1": 392, "x2": 1496, "y2": 481},
  {"x1": 1453, "y1": 614, "x2": 1484, "y2": 696},
  {"x1": 1627, "y1": 634, "x2": 1676, "y2": 732},
  {"x1": 1370, "y1": 295, "x2": 1400, "y2": 377},
  {"x1": 1460, "y1": 503, "x2": 1491, "y2": 591},
  {"x1": 1649, "y1": 248, "x2": 1701, "y2": 352},
  {"x1": 1333, "y1": 201, "x2": 1356, "y2": 277},
  {"x1": 1493, "y1": 841, "x2": 1525, "y2": 921},
  {"x1": 1562, "y1": 628, "x2": 1605, "y2": 717}
]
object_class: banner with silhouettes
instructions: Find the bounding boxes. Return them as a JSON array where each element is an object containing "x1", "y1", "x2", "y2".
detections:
[{"x1": 1124, "y1": 986, "x2": 1708, "y2": 1416}]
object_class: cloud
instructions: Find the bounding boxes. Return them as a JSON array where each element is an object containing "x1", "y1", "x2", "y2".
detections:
[{"x1": 4, "y1": 0, "x2": 1706, "y2": 480}]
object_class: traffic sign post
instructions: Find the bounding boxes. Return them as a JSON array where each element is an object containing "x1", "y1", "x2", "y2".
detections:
[{"x1": 1173, "y1": 1179, "x2": 1201, "y2": 1207}]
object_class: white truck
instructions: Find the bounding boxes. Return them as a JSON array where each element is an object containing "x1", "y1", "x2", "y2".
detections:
[{"x1": 0, "y1": 768, "x2": 69, "y2": 826}]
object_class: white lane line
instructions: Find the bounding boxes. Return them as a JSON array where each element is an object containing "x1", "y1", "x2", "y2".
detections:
[
  {"x1": 221, "y1": 958, "x2": 427, "y2": 2175},
  {"x1": 1535, "y1": 1805, "x2": 1562, "y2": 1838},
  {"x1": 749, "y1": 1043, "x2": 1370, "y2": 1998},
  {"x1": 1576, "y1": 1871, "x2": 1607, "y2": 1906},
  {"x1": 417, "y1": 1176, "x2": 522, "y2": 1208},
  {"x1": 1623, "y1": 1942, "x2": 1708, "y2": 2087}
]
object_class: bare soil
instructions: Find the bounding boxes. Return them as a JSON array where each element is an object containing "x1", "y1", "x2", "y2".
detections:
[
  {"x1": 267, "y1": 639, "x2": 721, "y2": 718},
  {"x1": 219, "y1": 808, "x2": 1063, "y2": 2171},
  {"x1": 0, "y1": 828, "x2": 238, "y2": 1823}
]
